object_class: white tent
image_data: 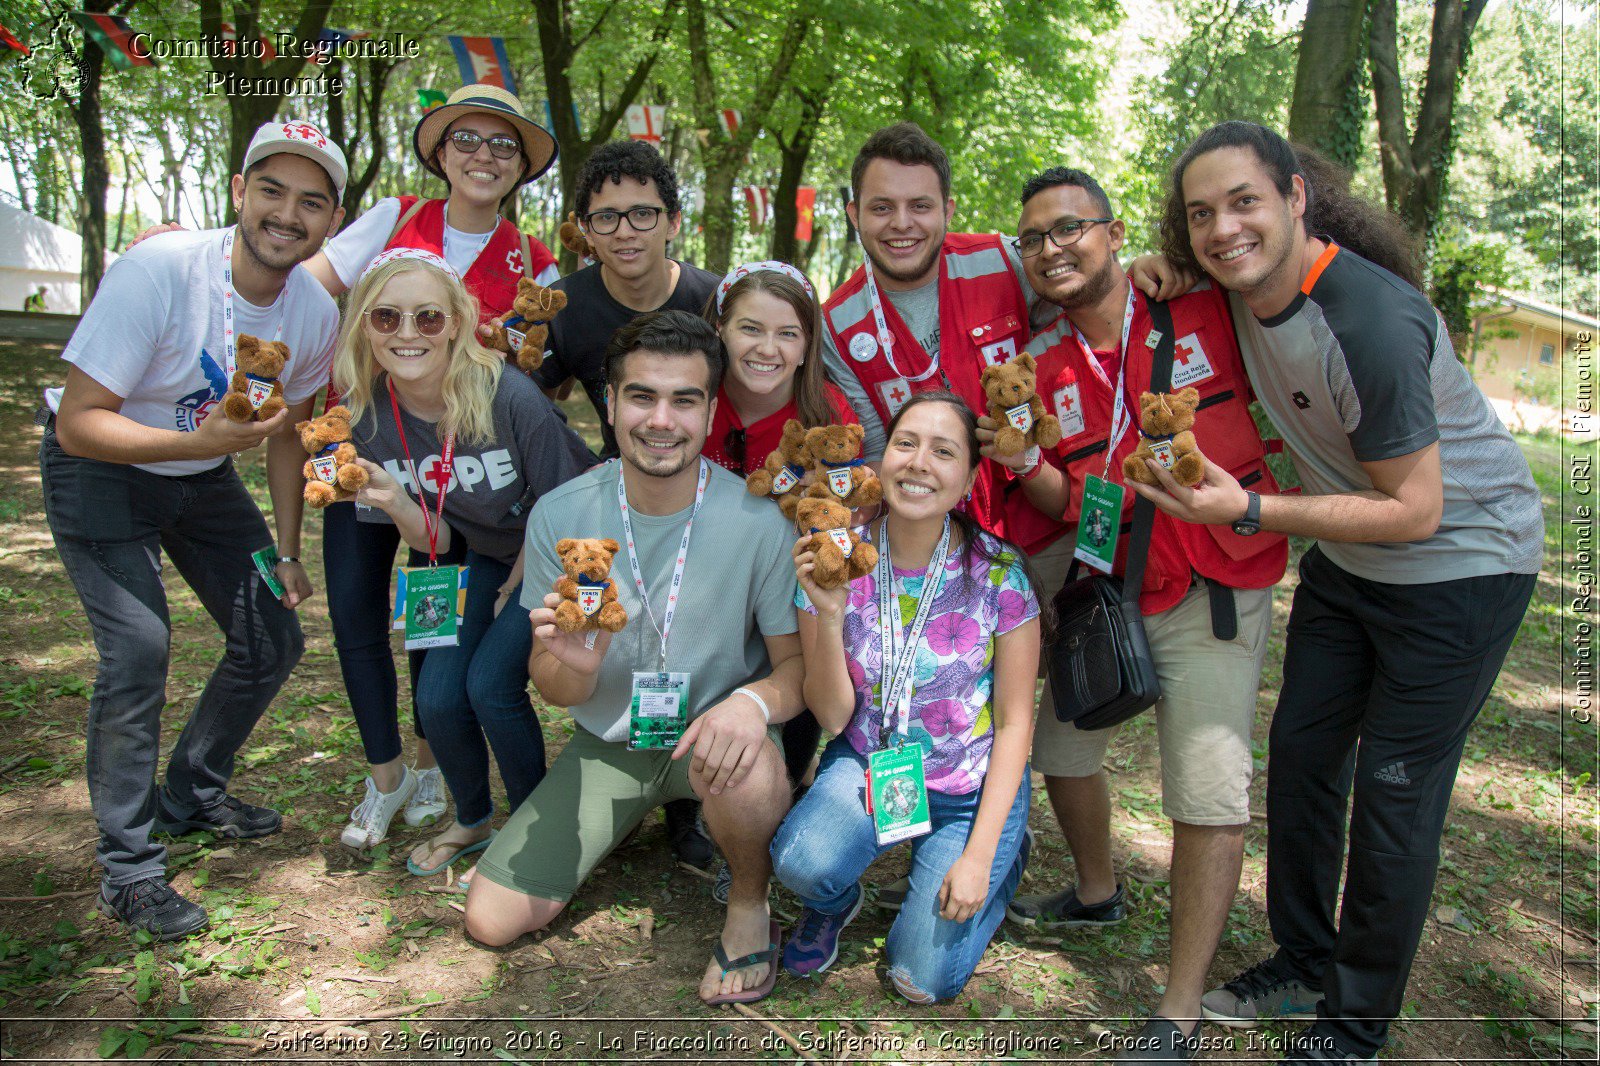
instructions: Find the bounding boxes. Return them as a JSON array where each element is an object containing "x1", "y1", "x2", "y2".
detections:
[{"x1": 0, "y1": 200, "x2": 116, "y2": 315}]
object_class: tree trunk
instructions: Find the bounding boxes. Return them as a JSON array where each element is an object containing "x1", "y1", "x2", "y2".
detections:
[
  {"x1": 1288, "y1": 0, "x2": 1369, "y2": 168},
  {"x1": 769, "y1": 89, "x2": 826, "y2": 265},
  {"x1": 74, "y1": 0, "x2": 111, "y2": 302}
]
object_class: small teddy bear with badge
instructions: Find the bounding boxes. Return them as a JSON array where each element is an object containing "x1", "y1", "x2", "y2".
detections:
[
  {"x1": 483, "y1": 277, "x2": 567, "y2": 373},
  {"x1": 221, "y1": 334, "x2": 290, "y2": 423},
  {"x1": 745, "y1": 418, "x2": 813, "y2": 519},
  {"x1": 553, "y1": 537, "x2": 629, "y2": 633},
  {"x1": 298, "y1": 405, "x2": 369, "y2": 507},
  {"x1": 1123, "y1": 387, "x2": 1205, "y2": 488},
  {"x1": 981, "y1": 352, "x2": 1062, "y2": 456},
  {"x1": 795, "y1": 497, "x2": 878, "y2": 590},
  {"x1": 803, "y1": 423, "x2": 882, "y2": 510}
]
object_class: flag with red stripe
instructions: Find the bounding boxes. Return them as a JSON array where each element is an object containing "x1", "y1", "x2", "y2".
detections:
[
  {"x1": 447, "y1": 36, "x2": 515, "y2": 93},
  {"x1": 626, "y1": 104, "x2": 666, "y2": 143},
  {"x1": 795, "y1": 186, "x2": 817, "y2": 242},
  {"x1": 217, "y1": 21, "x2": 277, "y2": 59},
  {"x1": 0, "y1": 21, "x2": 30, "y2": 57},
  {"x1": 718, "y1": 109, "x2": 741, "y2": 137},
  {"x1": 744, "y1": 186, "x2": 771, "y2": 233},
  {"x1": 70, "y1": 11, "x2": 154, "y2": 70}
]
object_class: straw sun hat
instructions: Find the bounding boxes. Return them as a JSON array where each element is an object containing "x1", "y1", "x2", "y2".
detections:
[{"x1": 412, "y1": 84, "x2": 558, "y2": 186}]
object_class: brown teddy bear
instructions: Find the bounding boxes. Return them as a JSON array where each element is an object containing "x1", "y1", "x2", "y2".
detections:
[
  {"x1": 483, "y1": 277, "x2": 568, "y2": 373},
  {"x1": 803, "y1": 423, "x2": 882, "y2": 509},
  {"x1": 221, "y1": 334, "x2": 289, "y2": 422},
  {"x1": 553, "y1": 537, "x2": 629, "y2": 633},
  {"x1": 795, "y1": 497, "x2": 878, "y2": 590},
  {"x1": 1123, "y1": 388, "x2": 1205, "y2": 487},
  {"x1": 981, "y1": 352, "x2": 1062, "y2": 456},
  {"x1": 298, "y1": 405, "x2": 369, "y2": 508},
  {"x1": 745, "y1": 418, "x2": 813, "y2": 520},
  {"x1": 559, "y1": 210, "x2": 595, "y2": 262}
]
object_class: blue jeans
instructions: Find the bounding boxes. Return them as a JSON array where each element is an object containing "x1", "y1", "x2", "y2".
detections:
[
  {"x1": 413, "y1": 551, "x2": 543, "y2": 827},
  {"x1": 771, "y1": 738, "x2": 1030, "y2": 1002}
]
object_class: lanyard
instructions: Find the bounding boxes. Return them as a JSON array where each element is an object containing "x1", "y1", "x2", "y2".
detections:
[
  {"x1": 220, "y1": 227, "x2": 285, "y2": 379},
  {"x1": 617, "y1": 458, "x2": 709, "y2": 671},
  {"x1": 863, "y1": 255, "x2": 941, "y2": 384},
  {"x1": 1071, "y1": 286, "x2": 1137, "y2": 479},
  {"x1": 874, "y1": 516, "x2": 952, "y2": 745},
  {"x1": 387, "y1": 381, "x2": 454, "y2": 564}
]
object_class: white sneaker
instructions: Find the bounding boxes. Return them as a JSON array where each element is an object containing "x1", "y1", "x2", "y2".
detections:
[
  {"x1": 340, "y1": 766, "x2": 418, "y2": 851},
  {"x1": 404, "y1": 766, "x2": 448, "y2": 827}
]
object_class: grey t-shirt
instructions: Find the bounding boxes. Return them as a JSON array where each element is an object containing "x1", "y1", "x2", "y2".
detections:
[
  {"x1": 520, "y1": 460, "x2": 800, "y2": 742},
  {"x1": 354, "y1": 368, "x2": 595, "y2": 566},
  {"x1": 1230, "y1": 246, "x2": 1543, "y2": 583}
]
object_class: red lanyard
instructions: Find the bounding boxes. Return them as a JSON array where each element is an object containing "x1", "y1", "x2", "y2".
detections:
[{"x1": 387, "y1": 381, "x2": 454, "y2": 564}]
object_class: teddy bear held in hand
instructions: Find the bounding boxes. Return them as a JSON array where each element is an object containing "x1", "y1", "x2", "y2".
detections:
[
  {"x1": 981, "y1": 352, "x2": 1062, "y2": 456},
  {"x1": 483, "y1": 277, "x2": 568, "y2": 373},
  {"x1": 298, "y1": 405, "x2": 369, "y2": 508},
  {"x1": 745, "y1": 418, "x2": 812, "y2": 520},
  {"x1": 553, "y1": 537, "x2": 629, "y2": 633},
  {"x1": 803, "y1": 423, "x2": 882, "y2": 510},
  {"x1": 796, "y1": 497, "x2": 878, "y2": 590},
  {"x1": 1123, "y1": 387, "x2": 1205, "y2": 487},
  {"x1": 222, "y1": 334, "x2": 289, "y2": 422}
]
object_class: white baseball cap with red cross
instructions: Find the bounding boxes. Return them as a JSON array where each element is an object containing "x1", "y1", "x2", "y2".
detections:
[{"x1": 242, "y1": 120, "x2": 348, "y2": 200}]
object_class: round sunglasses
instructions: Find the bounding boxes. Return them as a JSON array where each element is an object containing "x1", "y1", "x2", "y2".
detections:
[{"x1": 364, "y1": 307, "x2": 453, "y2": 337}]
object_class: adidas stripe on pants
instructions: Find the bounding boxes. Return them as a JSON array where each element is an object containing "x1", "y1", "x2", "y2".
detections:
[{"x1": 1263, "y1": 544, "x2": 1535, "y2": 1058}]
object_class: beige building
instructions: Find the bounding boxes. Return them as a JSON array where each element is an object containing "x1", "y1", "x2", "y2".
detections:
[{"x1": 1468, "y1": 291, "x2": 1597, "y2": 410}]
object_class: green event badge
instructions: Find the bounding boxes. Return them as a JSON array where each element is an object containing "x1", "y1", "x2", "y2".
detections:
[
  {"x1": 628, "y1": 671, "x2": 690, "y2": 751},
  {"x1": 392, "y1": 565, "x2": 468, "y2": 649},
  {"x1": 1074, "y1": 473, "x2": 1125, "y2": 574},
  {"x1": 866, "y1": 743, "x2": 932, "y2": 845},
  {"x1": 251, "y1": 547, "x2": 285, "y2": 599}
]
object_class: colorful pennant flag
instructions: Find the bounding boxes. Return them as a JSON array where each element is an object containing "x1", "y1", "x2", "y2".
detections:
[
  {"x1": 626, "y1": 104, "x2": 666, "y2": 143},
  {"x1": 795, "y1": 186, "x2": 817, "y2": 243},
  {"x1": 308, "y1": 27, "x2": 370, "y2": 66},
  {"x1": 447, "y1": 36, "x2": 515, "y2": 93},
  {"x1": 1, "y1": 21, "x2": 31, "y2": 57},
  {"x1": 70, "y1": 11, "x2": 155, "y2": 70},
  {"x1": 218, "y1": 21, "x2": 278, "y2": 59},
  {"x1": 744, "y1": 186, "x2": 771, "y2": 233},
  {"x1": 718, "y1": 109, "x2": 741, "y2": 137},
  {"x1": 418, "y1": 89, "x2": 448, "y2": 112}
]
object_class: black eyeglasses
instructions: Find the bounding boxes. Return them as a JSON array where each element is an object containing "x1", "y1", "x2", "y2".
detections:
[
  {"x1": 1012, "y1": 218, "x2": 1115, "y2": 258},
  {"x1": 447, "y1": 130, "x2": 522, "y2": 160},
  {"x1": 723, "y1": 427, "x2": 747, "y2": 469},
  {"x1": 582, "y1": 206, "x2": 664, "y2": 235},
  {"x1": 365, "y1": 307, "x2": 452, "y2": 337}
]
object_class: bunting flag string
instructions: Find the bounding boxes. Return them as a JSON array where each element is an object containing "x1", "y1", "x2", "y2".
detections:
[
  {"x1": 626, "y1": 104, "x2": 666, "y2": 143},
  {"x1": 744, "y1": 186, "x2": 771, "y2": 233},
  {"x1": 446, "y1": 35, "x2": 514, "y2": 92},
  {"x1": 69, "y1": 11, "x2": 155, "y2": 71}
]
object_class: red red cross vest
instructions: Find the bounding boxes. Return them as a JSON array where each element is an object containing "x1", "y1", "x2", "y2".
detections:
[
  {"x1": 1023, "y1": 282, "x2": 1288, "y2": 614},
  {"x1": 821, "y1": 233, "x2": 1028, "y2": 536},
  {"x1": 388, "y1": 196, "x2": 556, "y2": 322}
]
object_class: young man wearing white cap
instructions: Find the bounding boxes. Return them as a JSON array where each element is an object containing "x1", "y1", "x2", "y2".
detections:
[{"x1": 40, "y1": 121, "x2": 347, "y2": 940}]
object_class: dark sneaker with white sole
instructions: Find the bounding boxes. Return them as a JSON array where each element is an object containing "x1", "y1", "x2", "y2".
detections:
[
  {"x1": 1113, "y1": 1017, "x2": 1201, "y2": 1063},
  {"x1": 154, "y1": 793, "x2": 282, "y2": 840},
  {"x1": 782, "y1": 883, "x2": 864, "y2": 978},
  {"x1": 1005, "y1": 879, "x2": 1126, "y2": 930},
  {"x1": 98, "y1": 878, "x2": 209, "y2": 941},
  {"x1": 1201, "y1": 955, "x2": 1322, "y2": 1028}
]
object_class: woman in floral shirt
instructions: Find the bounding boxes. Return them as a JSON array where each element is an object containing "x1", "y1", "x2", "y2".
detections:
[{"x1": 771, "y1": 391, "x2": 1043, "y2": 1003}]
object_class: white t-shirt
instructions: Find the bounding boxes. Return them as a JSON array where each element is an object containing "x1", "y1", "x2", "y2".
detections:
[
  {"x1": 52, "y1": 227, "x2": 340, "y2": 477},
  {"x1": 322, "y1": 197, "x2": 561, "y2": 288}
]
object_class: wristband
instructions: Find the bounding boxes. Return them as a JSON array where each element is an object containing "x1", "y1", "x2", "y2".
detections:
[
  {"x1": 1017, "y1": 445, "x2": 1043, "y2": 480},
  {"x1": 278, "y1": 556, "x2": 301, "y2": 564},
  {"x1": 734, "y1": 686, "x2": 771, "y2": 724}
]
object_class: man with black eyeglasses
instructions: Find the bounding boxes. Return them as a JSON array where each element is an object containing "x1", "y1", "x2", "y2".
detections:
[
  {"x1": 531, "y1": 139, "x2": 720, "y2": 874},
  {"x1": 533, "y1": 141, "x2": 719, "y2": 460}
]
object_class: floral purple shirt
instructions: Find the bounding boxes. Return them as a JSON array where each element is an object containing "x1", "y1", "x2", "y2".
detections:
[{"x1": 798, "y1": 528, "x2": 1039, "y2": 794}]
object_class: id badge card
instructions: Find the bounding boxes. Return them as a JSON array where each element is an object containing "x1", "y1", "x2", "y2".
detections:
[
  {"x1": 1074, "y1": 474, "x2": 1125, "y2": 574},
  {"x1": 251, "y1": 547, "x2": 285, "y2": 599},
  {"x1": 629, "y1": 672, "x2": 690, "y2": 750},
  {"x1": 865, "y1": 744, "x2": 932, "y2": 846},
  {"x1": 392, "y1": 565, "x2": 468, "y2": 649}
]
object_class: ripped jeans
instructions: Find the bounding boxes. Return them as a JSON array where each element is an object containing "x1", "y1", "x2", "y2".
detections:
[{"x1": 770, "y1": 738, "x2": 1029, "y2": 1002}]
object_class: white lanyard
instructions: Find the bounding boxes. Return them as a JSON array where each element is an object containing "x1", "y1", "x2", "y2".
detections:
[
  {"x1": 220, "y1": 227, "x2": 285, "y2": 379},
  {"x1": 1071, "y1": 286, "x2": 1137, "y2": 479},
  {"x1": 863, "y1": 255, "x2": 941, "y2": 384},
  {"x1": 874, "y1": 516, "x2": 952, "y2": 744},
  {"x1": 617, "y1": 459, "x2": 709, "y2": 671}
]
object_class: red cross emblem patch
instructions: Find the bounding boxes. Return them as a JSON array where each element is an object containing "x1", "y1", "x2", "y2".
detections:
[{"x1": 281, "y1": 122, "x2": 328, "y2": 147}]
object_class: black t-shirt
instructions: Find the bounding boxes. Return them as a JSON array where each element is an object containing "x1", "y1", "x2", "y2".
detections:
[{"x1": 534, "y1": 259, "x2": 720, "y2": 455}]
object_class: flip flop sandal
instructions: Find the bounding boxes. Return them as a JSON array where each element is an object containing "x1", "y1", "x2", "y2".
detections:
[
  {"x1": 406, "y1": 830, "x2": 496, "y2": 877},
  {"x1": 701, "y1": 919, "x2": 782, "y2": 1006}
]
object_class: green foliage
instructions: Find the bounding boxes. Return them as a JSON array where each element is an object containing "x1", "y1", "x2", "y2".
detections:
[{"x1": 1429, "y1": 225, "x2": 1510, "y2": 339}]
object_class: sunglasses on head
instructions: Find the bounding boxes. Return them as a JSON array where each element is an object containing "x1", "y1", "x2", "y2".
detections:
[
  {"x1": 364, "y1": 307, "x2": 453, "y2": 337},
  {"x1": 446, "y1": 129, "x2": 522, "y2": 160}
]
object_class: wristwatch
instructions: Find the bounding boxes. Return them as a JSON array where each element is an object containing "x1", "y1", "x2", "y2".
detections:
[{"x1": 1232, "y1": 491, "x2": 1261, "y2": 537}]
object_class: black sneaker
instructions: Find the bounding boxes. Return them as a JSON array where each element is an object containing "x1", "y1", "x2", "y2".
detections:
[
  {"x1": 98, "y1": 878, "x2": 209, "y2": 941},
  {"x1": 1277, "y1": 1029, "x2": 1376, "y2": 1063},
  {"x1": 1005, "y1": 879, "x2": 1125, "y2": 930},
  {"x1": 1202, "y1": 955, "x2": 1322, "y2": 1028},
  {"x1": 664, "y1": 799, "x2": 714, "y2": 873},
  {"x1": 1113, "y1": 1017, "x2": 1201, "y2": 1063},
  {"x1": 155, "y1": 793, "x2": 283, "y2": 840}
]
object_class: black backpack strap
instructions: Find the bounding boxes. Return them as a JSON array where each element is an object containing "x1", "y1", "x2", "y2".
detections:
[{"x1": 1119, "y1": 299, "x2": 1177, "y2": 608}]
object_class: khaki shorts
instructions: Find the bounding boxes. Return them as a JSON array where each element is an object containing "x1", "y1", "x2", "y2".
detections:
[
  {"x1": 475, "y1": 724, "x2": 780, "y2": 902},
  {"x1": 1032, "y1": 578, "x2": 1272, "y2": 827}
]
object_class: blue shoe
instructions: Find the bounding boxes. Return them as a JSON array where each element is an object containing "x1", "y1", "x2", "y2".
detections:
[{"x1": 781, "y1": 883, "x2": 864, "y2": 978}]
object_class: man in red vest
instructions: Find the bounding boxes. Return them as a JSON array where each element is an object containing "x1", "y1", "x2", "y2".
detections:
[{"x1": 988, "y1": 167, "x2": 1289, "y2": 1064}]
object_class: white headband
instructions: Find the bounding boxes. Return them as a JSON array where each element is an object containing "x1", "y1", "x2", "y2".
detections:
[
  {"x1": 359, "y1": 247, "x2": 460, "y2": 283},
  {"x1": 716, "y1": 260, "x2": 815, "y2": 313}
]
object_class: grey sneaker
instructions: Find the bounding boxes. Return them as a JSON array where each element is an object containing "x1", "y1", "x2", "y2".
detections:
[
  {"x1": 403, "y1": 766, "x2": 448, "y2": 827},
  {"x1": 1006, "y1": 880, "x2": 1125, "y2": 930},
  {"x1": 1202, "y1": 956, "x2": 1322, "y2": 1028}
]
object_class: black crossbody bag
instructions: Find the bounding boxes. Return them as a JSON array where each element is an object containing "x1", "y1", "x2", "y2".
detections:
[{"x1": 1046, "y1": 300, "x2": 1177, "y2": 731}]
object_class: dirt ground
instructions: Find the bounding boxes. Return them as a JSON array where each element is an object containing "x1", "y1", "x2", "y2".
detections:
[{"x1": 0, "y1": 337, "x2": 1592, "y2": 1063}]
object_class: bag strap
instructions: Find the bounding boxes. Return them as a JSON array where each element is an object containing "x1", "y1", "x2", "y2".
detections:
[
  {"x1": 519, "y1": 231, "x2": 534, "y2": 280},
  {"x1": 1119, "y1": 298, "x2": 1177, "y2": 608},
  {"x1": 387, "y1": 197, "x2": 430, "y2": 245}
]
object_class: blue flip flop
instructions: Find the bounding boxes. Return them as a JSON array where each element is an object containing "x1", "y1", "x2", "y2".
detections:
[{"x1": 406, "y1": 829, "x2": 495, "y2": 876}]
